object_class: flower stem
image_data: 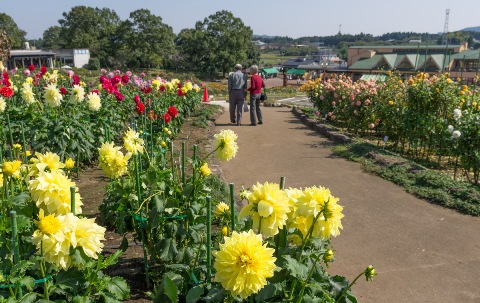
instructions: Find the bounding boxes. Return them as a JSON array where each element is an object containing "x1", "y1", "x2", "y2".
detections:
[{"x1": 335, "y1": 272, "x2": 364, "y2": 303}]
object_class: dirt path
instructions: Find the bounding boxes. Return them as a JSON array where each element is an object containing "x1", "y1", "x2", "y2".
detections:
[{"x1": 213, "y1": 106, "x2": 480, "y2": 303}]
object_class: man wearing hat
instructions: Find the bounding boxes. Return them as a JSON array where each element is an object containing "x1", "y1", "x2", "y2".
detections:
[{"x1": 227, "y1": 64, "x2": 247, "y2": 125}]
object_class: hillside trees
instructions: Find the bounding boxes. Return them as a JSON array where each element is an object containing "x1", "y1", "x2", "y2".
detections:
[
  {"x1": 0, "y1": 13, "x2": 26, "y2": 48},
  {"x1": 120, "y1": 9, "x2": 175, "y2": 68},
  {"x1": 177, "y1": 10, "x2": 258, "y2": 76},
  {"x1": 58, "y1": 6, "x2": 121, "y2": 67}
]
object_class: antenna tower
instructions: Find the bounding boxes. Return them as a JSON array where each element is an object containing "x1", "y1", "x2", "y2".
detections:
[
  {"x1": 443, "y1": 9, "x2": 450, "y2": 45},
  {"x1": 338, "y1": 24, "x2": 342, "y2": 35}
]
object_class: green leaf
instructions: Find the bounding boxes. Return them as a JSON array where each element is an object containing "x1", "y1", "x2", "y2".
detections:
[
  {"x1": 72, "y1": 296, "x2": 92, "y2": 303},
  {"x1": 19, "y1": 276, "x2": 34, "y2": 291},
  {"x1": 204, "y1": 284, "x2": 226, "y2": 303},
  {"x1": 18, "y1": 293, "x2": 37, "y2": 303},
  {"x1": 55, "y1": 267, "x2": 85, "y2": 292},
  {"x1": 102, "y1": 249, "x2": 123, "y2": 269},
  {"x1": 163, "y1": 275, "x2": 178, "y2": 303},
  {"x1": 104, "y1": 276, "x2": 130, "y2": 300},
  {"x1": 283, "y1": 255, "x2": 309, "y2": 280},
  {"x1": 255, "y1": 283, "x2": 277, "y2": 301},
  {"x1": 186, "y1": 285, "x2": 205, "y2": 303}
]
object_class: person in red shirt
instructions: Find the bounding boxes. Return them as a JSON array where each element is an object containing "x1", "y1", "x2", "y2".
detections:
[{"x1": 248, "y1": 65, "x2": 265, "y2": 126}]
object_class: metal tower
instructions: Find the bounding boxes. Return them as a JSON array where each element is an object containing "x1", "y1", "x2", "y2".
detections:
[
  {"x1": 443, "y1": 9, "x2": 450, "y2": 45},
  {"x1": 338, "y1": 24, "x2": 342, "y2": 35}
]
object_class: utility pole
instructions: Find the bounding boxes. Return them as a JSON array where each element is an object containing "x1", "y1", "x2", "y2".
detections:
[{"x1": 443, "y1": 9, "x2": 450, "y2": 45}]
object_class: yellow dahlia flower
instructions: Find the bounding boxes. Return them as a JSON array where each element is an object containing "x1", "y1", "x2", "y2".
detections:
[
  {"x1": 2, "y1": 160, "x2": 22, "y2": 176},
  {"x1": 64, "y1": 158, "x2": 75, "y2": 170},
  {"x1": 87, "y1": 92, "x2": 101, "y2": 111},
  {"x1": 44, "y1": 83, "x2": 63, "y2": 107},
  {"x1": 32, "y1": 210, "x2": 72, "y2": 270},
  {"x1": 295, "y1": 186, "x2": 344, "y2": 240},
  {"x1": 200, "y1": 163, "x2": 211, "y2": 177},
  {"x1": 214, "y1": 202, "x2": 230, "y2": 218},
  {"x1": 68, "y1": 215, "x2": 106, "y2": 259},
  {"x1": 184, "y1": 81, "x2": 193, "y2": 91},
  {"x1": 71, "y1": 85, "x2": 85, "y2": 102},
  {"x1": 213, "y1": 129, "x2": 238, "y2": 161},
  {"x1": 29, "y1": 171, "x2": 83, "y2": 215},
  {"x1": 214, "y1": 230, "x2": 276, "y2": 299},
  {"x1": 238, "y1": 182, "x2": 290, "y2": 238},
  {"x1": 29, "y1": 151, "x2": 66, "y2": 177},
  {"x1": 21, "y1": 83, "x2": 36, "y2": 104},
  {"x1": 98, "y1": 142, "x2": 132, "y2": 179},
  {"x1": 123, "y1": 128, "x2": 144, "y2": 155}
]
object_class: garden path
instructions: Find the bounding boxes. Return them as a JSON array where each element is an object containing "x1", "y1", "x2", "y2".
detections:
[{"x1": 213, "y1": 106, "x2": 480, "y2": 303}]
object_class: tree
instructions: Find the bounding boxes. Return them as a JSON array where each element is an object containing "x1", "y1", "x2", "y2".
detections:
[
  {"x1": 177, "y1": 10, "x2": 255, "y2": 77},
  {"x1": 0, "y1": 30, "x2": 12, "y2": 61},
  {"x1": 42, "y1": 26, "x2": 63, "y2": 49},
  {"x1": 0, "y1": 13, "x2": 26, "y2": 48},
  {"x1": 120, "y1": 9, "x2": 175, "y2": 68},
  {"x1": 58, "y1": 6, "x2": 121, "y2": 67}
]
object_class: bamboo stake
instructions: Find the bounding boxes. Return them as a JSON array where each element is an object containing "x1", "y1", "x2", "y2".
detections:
[
  {"x1": 229, "y1": 183, "x2": 235, "y2": 233},
  {"x1": 70, "y1": 186, "x2": 76, "y2": 215},
  {"x1": 206, "y1": 196, "x2": 212, "y2": 281}
]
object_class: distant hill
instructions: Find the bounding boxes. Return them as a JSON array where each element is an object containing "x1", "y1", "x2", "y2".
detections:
[{"x1": 460, "y1": 26, "x2": 480, "y2": 32}]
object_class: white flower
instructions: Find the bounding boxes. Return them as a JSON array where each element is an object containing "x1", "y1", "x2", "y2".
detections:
[
  {"x1": 0, "y1": 97, "x2": 6, "y2": 112},
  {"x1": 447, "y1": 125, "x2": 454, "y2": 133},
  {"x1": 87, "y1": 92, "x2": 101, "y2": 111},
  {"x1": 452, "y1": 130, "x2": 461, "y2": 139},
  {"x1": 453, "y1": 109, "x2": 462, "y2": 120},
  {"x1": 71, "y1": 85, "x2": 85, "y2": 103}
]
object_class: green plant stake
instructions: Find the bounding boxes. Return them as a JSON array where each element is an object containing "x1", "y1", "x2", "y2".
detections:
[
  {"x1": 206, "y1": 196, "x2": 212, "y2": 281},
  {"x1": 182, "y1": 142, "x2": 186, "y2": 184},
  {"x1": 277, "y1": 177, "x2": 287, "y2": 256},
  {"x1": 21, "y1": 123, "x2": 27, "y2": 164},
  {"x1": 6, "y1": 114, "x2": 15, "y2": 160},
  {"x1": 229, "y1": 183, "x2": 235, "y2": 233},
  {"x1": 193, "y1": 144, "x2": 197, "y2": 161},
  {"x1": 10, "y1": 210, "x2": 22, "y2": 298},
  {"x1": 0, "y1": 146, "x2": 3, "y2": 163},
  {"x1": 70, "y1": 186, "x2": 76, "y2": 215}
]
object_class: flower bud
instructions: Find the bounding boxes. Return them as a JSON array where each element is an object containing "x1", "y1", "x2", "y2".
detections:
[
  {"x1": 221, "y1": 226, "x2": 228, "y2": 236},
  {"x1": 323, "y1": 249, "x2": 334, "y2": 262},
  {"x1": 365, "y1": 265, "x2": 377, "y2": 281}
]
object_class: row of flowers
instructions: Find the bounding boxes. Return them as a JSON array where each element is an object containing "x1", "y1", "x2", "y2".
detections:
[
  {"x1": 0, "y1": 61, "x2": 202, "y2": 166},
  {"x1": 301, "y1": 72, "x2": 480, "y2": 183},
  {"x1": 1, "y1": 151, "x2": 129, "y2": 301},
  {"x1": 98, "y1": 115, "x2": 376, "y2": 301}
]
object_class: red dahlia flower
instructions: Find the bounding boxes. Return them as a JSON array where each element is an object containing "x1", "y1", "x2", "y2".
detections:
[
  {"x1": 162, "y1": 113, "x2": 172, "y2": 123},
  {"x1": 28, "y1": 64, "x2": 35, "y2": 71},
  {"x1": 177, "y1": 83, "x2": 182, "y2": 88},
  {"x1": 91, "y1": 89, "x2": 100, "y2": 95},
  {"x1": 134, "y1": 95, "x2": 140, "y2": 104},
  {"x1": 136, "y1": 102, "x2": 145, "y2": 115},
  {"x1": 114, "y1": 91, "x2": 124, "y2": 101},
  {"x1": 99, "y1": 75, "x2": 108, "y2": 84},
  {"x1": 177, "y1": 89, "x2": 183, "y2": 97},
  {"x1": 72, "y1": 74, "x2": 80, "y2": 85},
  {"x1": 40, "y1": 66, "x2": 47, "y2": 75},
  {"x1": 111, "y1": 75, "x2": 121, "y2": 85},
  {"x1": 121, "y1": 75, "x2": 129, "y2": 84},
  {"x1": 0, "y1": 86, "x2": 14, "y2": 98},
  {"x1": 160, "y1": 85, "x2": 166, "y2": 92},
  {"x1": 59, "y1": 87, "x2": 67, "y2": 95},
  {"x1": 167, "y1": 106, "x2": 178, "y2": 118}
]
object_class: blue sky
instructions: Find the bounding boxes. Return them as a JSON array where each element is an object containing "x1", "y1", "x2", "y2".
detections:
[{"x1": 1, "y1": 0, "x2": 479, "y2": 40}]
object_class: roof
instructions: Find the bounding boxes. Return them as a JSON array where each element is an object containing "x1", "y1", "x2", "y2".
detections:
[
  {"x1": 450, "y1": 50, "x2": 480, "y2": 60},
  {"x1": 282, "y1": 58, "x2": 319, "y2": 68},
  {"x1": 285, "y1": 68, "x2": 306, "y2": 75},
  {"x1": 10, "y1": 50, "x2": 56, "y2": 56},
  {"x1": 262, "y1": 68, "x2": 279, "y2": 74},
  {"x1": 349, "y1": 45, "x2": 461, "y2": 50},
  {"x1": 360, "y1": 74, "x2": 387, "y2": 81},
  {"x1": 350, "y1": 53, "x2": 450, "y2": 71}
]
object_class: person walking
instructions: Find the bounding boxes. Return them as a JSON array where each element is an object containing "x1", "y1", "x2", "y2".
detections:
[
  {"x1": 227, "y1": 64, "x2": 247, "y2": 125},
  {"x1": 248, "y1": 65, "x2": 265, "y2": 126}
]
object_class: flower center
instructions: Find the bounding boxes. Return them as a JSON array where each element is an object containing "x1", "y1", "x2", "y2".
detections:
[
  {"x1": 38, "y1": 214, "x2": 61, "y2": 235},
  {"x1": 239, "y1": 253, "x2": 253, "y2": 267}
]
